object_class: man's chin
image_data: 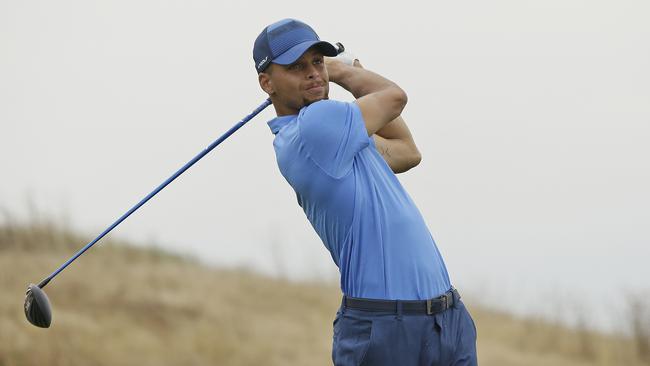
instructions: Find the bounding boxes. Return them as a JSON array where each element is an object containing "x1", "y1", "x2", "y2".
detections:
[{"x1": 303, "y1": 95, "x2": 328, "y2": 106}]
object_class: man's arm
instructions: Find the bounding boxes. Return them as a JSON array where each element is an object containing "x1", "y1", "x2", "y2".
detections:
[
  {"x1": 326, "y1": 58, "x2": 421, "y2": 173},
  {"x1": 326, "y1": 59, "x2": 407, "y2": 136},
  {"x1": 373, "y1": 119, "x2": 422, "y2": 173}
]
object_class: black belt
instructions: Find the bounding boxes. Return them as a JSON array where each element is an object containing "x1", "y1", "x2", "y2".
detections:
[{"x1": 342, "y1": 288, "x2": 459, "y2": 315}]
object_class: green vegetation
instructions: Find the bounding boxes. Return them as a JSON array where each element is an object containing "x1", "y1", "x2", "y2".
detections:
[{"x1": 0, "y1": 218, "x2": 647, "y2": 365}]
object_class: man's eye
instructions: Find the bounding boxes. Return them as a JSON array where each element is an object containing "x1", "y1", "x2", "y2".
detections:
[
  {"x1": 314, "y1": 59, "x2": 323, "y2": 65},
  {"x1": 288, "y1": 64, "x2": 301, "y2": 70}
]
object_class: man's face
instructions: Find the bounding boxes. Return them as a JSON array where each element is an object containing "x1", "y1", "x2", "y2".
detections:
[{"x1": 259, "y1": 47, "x2": 330, "y2": 116}]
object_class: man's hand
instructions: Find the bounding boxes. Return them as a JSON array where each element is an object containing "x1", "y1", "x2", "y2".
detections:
[
  {"x1": 331, "y1": 49, "x2": 360, "y2": 67},
  {"x1": 325, "y1": 52, "x2": 361, "y2": 82}
]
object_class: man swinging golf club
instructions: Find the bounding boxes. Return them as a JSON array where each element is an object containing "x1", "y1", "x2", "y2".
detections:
[{"x1": 254, "y1": 19, "x2": 478, "y2": 365}]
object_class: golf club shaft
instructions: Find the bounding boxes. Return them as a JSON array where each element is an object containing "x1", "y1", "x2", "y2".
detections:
[{"x1": 37, "y1": 98, "x2": 273, "y2": 288}]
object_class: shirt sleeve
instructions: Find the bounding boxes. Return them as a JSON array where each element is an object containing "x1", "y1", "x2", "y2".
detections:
[{"x1": 298, "y1": 100, "x2": 371, "y2": 178}]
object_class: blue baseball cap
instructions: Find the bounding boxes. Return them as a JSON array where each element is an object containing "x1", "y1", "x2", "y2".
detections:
[{"x1": 253, "y1": 19, "x2": 338, "y2": 73}]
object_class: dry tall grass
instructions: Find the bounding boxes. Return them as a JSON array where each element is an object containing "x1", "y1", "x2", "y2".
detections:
[{"x1": 0, "y1": 218, "x2": 647, "y2": 365}]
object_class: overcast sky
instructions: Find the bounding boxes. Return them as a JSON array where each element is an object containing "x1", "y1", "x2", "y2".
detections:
[{"x1": 2, "y1": 0, "x2": 649, "y2": 332}]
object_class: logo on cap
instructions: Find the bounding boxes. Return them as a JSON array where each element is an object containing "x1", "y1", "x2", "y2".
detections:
[{"x1": 257, "y1": 56, "x2": 268, "y2": 69}]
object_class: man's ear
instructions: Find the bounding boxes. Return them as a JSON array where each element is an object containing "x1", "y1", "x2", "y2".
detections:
[{"x1": 258, "y1": 72, "x2": 274, "y2": 95}]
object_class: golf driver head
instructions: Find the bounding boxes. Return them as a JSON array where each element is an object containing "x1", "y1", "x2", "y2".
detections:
[{"x1": 24, "y1": 284, "x2": 52, "y2": 328}]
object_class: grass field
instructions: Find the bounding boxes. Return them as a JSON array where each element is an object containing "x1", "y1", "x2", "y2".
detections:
[{"x1": 1, "y1": 218, "x2": 648, "y2": 365}]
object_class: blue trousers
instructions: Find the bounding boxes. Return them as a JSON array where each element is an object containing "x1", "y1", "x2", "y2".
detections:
[{"x1": 332, "y1": 297, "x2": 477, "y2": 365}]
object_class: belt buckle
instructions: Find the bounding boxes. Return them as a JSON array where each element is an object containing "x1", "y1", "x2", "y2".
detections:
[{"x1": 427, "y1": 291, "x2": 452, "y2": 315}]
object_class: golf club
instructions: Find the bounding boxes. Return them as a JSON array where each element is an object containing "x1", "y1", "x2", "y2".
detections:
[
  {"x1": 24, "y1": 42, "x2": 345, "y2": 328},
  {"x1": 24, "y1": 98, "x2": 271, "y2": 328}
]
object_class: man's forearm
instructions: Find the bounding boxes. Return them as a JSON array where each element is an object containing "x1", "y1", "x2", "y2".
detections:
[
  {"x1": 376, "y1": 116, "x2": 411, "y2": 140},
  {"x1": 327, "y1": 60, "x2": 398, "y2": 99}
]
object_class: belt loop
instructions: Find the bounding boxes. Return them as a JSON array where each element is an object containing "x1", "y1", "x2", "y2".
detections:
[
  {"x1": 341, "y1": 296, "x2": 347, "y2": 314},
  {"x1": 395, "y1": 300, "x2": 403, "y2": 320},
  {"x1": 451, "y1": 287, "x2": 460, "y2": 309}
]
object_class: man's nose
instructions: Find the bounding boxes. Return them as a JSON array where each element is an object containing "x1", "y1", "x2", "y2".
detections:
[{"x1": 305, "y1": 64, "x2": 319, "y2": 79}]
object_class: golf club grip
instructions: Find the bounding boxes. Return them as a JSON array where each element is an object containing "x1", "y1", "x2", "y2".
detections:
[{"x1": 38, "y1": 98, "x2": 272, "y2": 288}]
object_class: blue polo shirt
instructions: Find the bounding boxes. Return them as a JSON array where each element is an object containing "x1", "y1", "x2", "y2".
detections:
[{"x1": 268, "y1": 100, "x2": 451, "y2": 300}]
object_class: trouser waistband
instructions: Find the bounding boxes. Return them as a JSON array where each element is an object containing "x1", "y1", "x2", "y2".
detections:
[{"x1": 342, "y1": 287, "x2": 460, "y2": 315}]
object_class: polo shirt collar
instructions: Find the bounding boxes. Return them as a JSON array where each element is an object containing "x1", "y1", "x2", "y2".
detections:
[{"x1": 268, "y1": 114, "x2": 297, "y2": 135}]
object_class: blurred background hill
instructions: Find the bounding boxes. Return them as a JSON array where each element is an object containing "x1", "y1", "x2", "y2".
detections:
[{"x1": 1, "y1": 219, "x2": 648, "y2": 366}]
